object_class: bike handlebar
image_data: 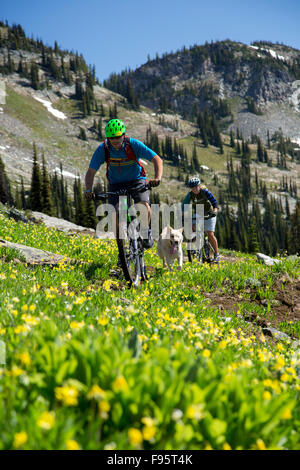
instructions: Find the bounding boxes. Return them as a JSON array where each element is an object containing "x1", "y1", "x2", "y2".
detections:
[
  {"x1": 193, "y1": 213, "x2": 216, "y2": 220},
  {"x1": 93, "y1": 182, "x2": 153, "y2": 201}
]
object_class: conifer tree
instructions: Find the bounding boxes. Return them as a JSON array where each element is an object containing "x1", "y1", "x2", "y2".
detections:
[
  {"x1": 74, "y1": 178, "x2": 87, "y2": 226},
  {"x1": 230, "y1": 129, "x2": 235, "y2": 148},
  {"x1": 98, "y1": 117, "x2": 103, "y2": 139},
  {"x1": 84, "y1": 197, "x2": 97, "y2": 229},
  {"x1": 256, "y1": 137, "x2": 264, "y2": 162},
  {"x1": 30, "y1": 62, "x2": 39, "y2": 90},
  {"x1": 79, "y1": 127, "x2": 87, "y2": 141},
  {"x1": 29, "y1": 143, "x2": 43, "y2": 211},
  {"x1": 14, "y1": 185, "x2": 22, "y2": 210},
  {"x1": 288, "y1": 201, "x2": 300, "y2": 254},
  {"x1": 248, "y1": 216, "x2": 260, "y2": 253},
  {"x1": 20, "y1": 177, "x2": 26, "y2": 209},
  {"x1": 41, "y1": 154, "x2": 54, "y2": 216},
  {"x1": 0, "y1": 156, "x2": 13, "y2": 205},
  {"x1": 192, "y1": 143, "x2": 200, "y2": 172}
]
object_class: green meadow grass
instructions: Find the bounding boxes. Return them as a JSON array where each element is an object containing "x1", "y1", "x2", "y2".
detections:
[{"x1": 0, "y1": 210, "x2": 299, "y2": 450}]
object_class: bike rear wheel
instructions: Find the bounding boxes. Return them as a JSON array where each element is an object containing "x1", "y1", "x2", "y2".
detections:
[{"x1": 203, "y1": 239, "x2": 215, "y2": 263}]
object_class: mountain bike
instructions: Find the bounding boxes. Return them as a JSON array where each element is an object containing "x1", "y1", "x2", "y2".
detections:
[
  {"x1": 187, "y1": 213, "x2": 217, "y2": 265},
  {"x1": 94, "y1": 183, "x2": 153, "y2": 287}
]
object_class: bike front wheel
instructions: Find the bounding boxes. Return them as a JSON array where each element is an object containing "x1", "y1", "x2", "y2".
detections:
[
  {"x1": 117, "y1": 219, "x2": 141, "y2": 286},
  {"x1": 187, "y1": 248, "x2": 203, "y2": 263}
]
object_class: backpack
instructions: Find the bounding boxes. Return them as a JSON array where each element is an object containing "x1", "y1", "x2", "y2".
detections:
[{"x1": 104, "y1": 136, "x2": 146, "y2": 182}]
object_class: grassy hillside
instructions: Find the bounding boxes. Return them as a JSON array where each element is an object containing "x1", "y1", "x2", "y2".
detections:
[
  {"x1": 0, "y1": 209, "x2": 299, "y2": 450},
  {"x1": 1, "y1": 78, "x2": 299, "y2": 211}
]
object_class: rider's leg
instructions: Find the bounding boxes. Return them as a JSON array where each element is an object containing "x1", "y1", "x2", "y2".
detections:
[
  {"x1": 140, "y1": 201, "x2": 153, "y2": 249},
  {"x1": 206, "y1": 231, "x2": 219, "y2": 255},
  {"x1": 140, "y1": 201, "x2": 151, "y2": 225}
]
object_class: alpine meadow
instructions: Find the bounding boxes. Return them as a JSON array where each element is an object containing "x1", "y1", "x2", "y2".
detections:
[{"x1": 0, "y1": 20, "x2": 299, "y2": 452}]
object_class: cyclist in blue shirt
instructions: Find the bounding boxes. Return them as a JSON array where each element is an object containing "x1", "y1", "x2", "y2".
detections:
[{"x1": 85, "y1": 119, "x2": 163, "y2": 248}]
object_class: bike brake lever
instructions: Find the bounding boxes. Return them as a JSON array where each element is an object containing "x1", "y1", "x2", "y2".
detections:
[{"x1": 94, "y1": 194, "x2": 107, "y2": 201}]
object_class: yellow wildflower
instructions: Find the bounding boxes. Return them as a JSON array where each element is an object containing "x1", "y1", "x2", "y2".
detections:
[
  {"x1": 102, "y1": 280, "x2": 113, "y2": 291},
  {"x1": 274, "y1": 356, "x2": 285, "y2": 370},
  {"x1": 37, "y1": 411, "x2": 55, "y2": 430},
  {"x1": 186, "y1": 404, "x2": 204, "y2": 421},
  {"x1": 70, "y1": 321, "x2": 85, "y2": 330},
  {"x1": 143, "y1": 426, "x2": 156, "y2": 441},
  {"x1": 21, "y1": 314, "x2": 39, "y2": 326},
  {"x1": 263, "y1": 391, "x2": 271, "y2": 401},
  {"x1": 128, "y1": 428, "x2": 143, "y2": 446},
  {"x1": 255, "y1": 439, "x2": 267, "y2": 450},
  {"x1": 223, "y1": 443, "x2": 232, "y2": 450},
  {"x1": 6, "y1": 366, "x2": 25, "y2": 377},
  {"x1": 87, "y1": 384, "x2": 106, "y2": 400},
  {"x1": 66, "y1": 439, "x2": 80, "y2": 450},
  {"x1": 98, "y1": 316, "x2": 109, "y2": 326},
  {"x1": 17, "y1": 352, "x2": 31, "y2": 366},
  {"x1": 281, "y1": 407, "x2": 292, "y2": 420},
  {"x1": 204, "y1": 443, "x2": 213, "y2": 450},
  {"x1": 74, "y1": 297, "x2": 86, "y2": 305},
  {"x1": 112, "y1": 376, "x2": 129, "y2": 392},
  {"x1": 202, "y1": 349, "x2": 211, "y2": 358},
  {"x1": 55, "y1": 385, "x2": 79, "y2": 406},
  {"x1": 280, "y1": 373, "x2": 289, "y2": 382},
  {"x1": 13, "y1": 431, "x2": 28, "y2": 448},
  {"x1": 14, "y1": 325, "x2": 29, "y2": 334},
  {"x1": 98, "y1": 400, "x2": 110, "y2": 419}
]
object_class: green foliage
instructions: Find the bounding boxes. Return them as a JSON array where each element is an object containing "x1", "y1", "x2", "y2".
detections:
[
  {"x1": 0, "y1": 21, "x2": 95, "y2": 89},
  {"x1": 0, "y1": 209, "x2": 299, "y2": 450}
]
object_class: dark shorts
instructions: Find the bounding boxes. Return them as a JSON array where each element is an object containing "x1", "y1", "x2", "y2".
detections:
[{"x1": 108, "y1": 179, "x2": 150, "y2": 207}]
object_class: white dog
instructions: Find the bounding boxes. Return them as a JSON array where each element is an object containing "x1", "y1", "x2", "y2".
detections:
[{"x1": 157, "y1": 226, "x2": 184, "y2": 270}]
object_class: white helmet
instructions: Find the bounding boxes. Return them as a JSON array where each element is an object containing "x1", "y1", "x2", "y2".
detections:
[{"x1": 188, "y1": 176, "x2": 200, "y2": 188}]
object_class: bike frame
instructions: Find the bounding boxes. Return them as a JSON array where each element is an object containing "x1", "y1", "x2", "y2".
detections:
[{"x1": 94, "y1": 184, "x2": 151, "y2": 286}]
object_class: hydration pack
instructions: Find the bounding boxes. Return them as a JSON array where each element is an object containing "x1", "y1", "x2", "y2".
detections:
[{"x1": 104, "y1": 136, "x2": 146, "y2": 182}]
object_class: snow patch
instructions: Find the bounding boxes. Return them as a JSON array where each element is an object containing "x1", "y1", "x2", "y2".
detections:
[
  {"x1": 248, "y1": 45, "x2": 287, "y2": 61},
  {"x1": 34, "y1": 96, "x2": 67, "y2": 120},
  {"x1": 53, "y1": 167, "x2": 78, "y2": 179}
]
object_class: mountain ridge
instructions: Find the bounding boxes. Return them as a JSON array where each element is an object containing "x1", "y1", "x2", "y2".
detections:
[{"x1": 104, "y1": 39, "x2": 300, "y2": 142}]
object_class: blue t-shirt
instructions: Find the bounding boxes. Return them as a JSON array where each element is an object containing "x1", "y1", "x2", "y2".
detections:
[{"x1": 89, "y1": 138, "x2": 157, "y2": 184}]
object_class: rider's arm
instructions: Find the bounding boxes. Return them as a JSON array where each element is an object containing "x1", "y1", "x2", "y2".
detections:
[
  {"x1": 85, "y1": 167, "x2": 97, "y2": 191},
  {"x1": 181, "y1": 192, "x2": 191, "y2": 212},
  {"x1": 203, "y1": 189, "x2": 218, "y2": 211},
  {"x1": 152, "y1": 155, "x2": 163, "y2": 181}
]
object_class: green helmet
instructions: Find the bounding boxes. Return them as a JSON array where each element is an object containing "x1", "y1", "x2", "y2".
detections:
[{"x1": 105, "y1": 119, "x2": 126, "y2": 138}]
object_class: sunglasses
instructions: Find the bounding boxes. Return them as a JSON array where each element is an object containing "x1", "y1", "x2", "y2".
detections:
[{"x1": 109, "y1": 135, "x2": 124, "y2": 140}]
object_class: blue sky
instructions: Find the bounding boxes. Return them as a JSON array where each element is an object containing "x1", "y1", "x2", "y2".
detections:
[{"x1": 1, "y1": 0, "x2": 300, "y2": 82}]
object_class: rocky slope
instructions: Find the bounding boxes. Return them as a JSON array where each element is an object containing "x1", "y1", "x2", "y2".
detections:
[
  {"x1": 104, "y1": 40, "x2": 300, "y2": 143},
  {"x1": 0, "y1": 26, "x2": 299, "y2": 210}
]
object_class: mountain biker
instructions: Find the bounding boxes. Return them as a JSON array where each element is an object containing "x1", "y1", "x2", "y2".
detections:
[
  {"x1": 84, "y1": 119, "x2": 163, "y2": 248},
  {"x1": 182, "y1": 176, "x2": 220, "y2": 262}
]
